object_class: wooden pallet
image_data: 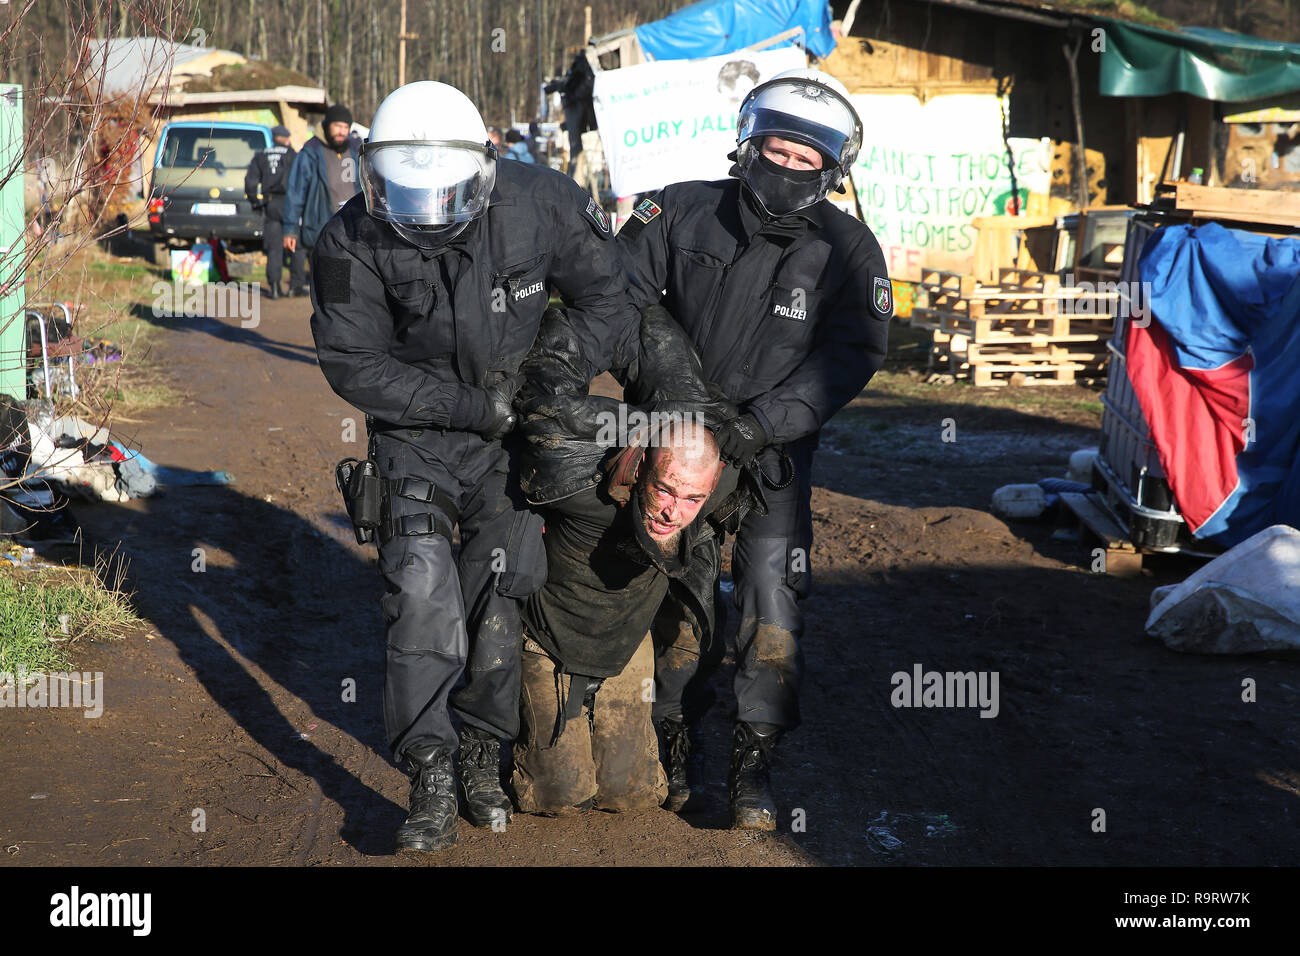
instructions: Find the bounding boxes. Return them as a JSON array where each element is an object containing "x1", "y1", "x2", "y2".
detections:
[
  {"x1": 912, "y1": 306, "x2": 1111, "y2": 341},
  {"x1": 914, "y1": 266, "x2": 1117, "y2": 385},
  {"x1": 918, "y1": 268, "x2": 979, "y2": 296},
  {"x1": 995, "y1": 268, "x2": 1061, "y2": 292}
]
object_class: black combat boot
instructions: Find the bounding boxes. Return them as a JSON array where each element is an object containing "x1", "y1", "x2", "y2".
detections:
[
  {"x1": 728, "y1": 722, "x2": 781, "y2": 831},
  {"x1": 655, "y1": 716, "x2": 694, "y2": 812},
  {"x1": 458, "y1": 725, "x2": 514, "y2": 830},
  {"x1": 395, "y1": 744, "x2": 458, "y2": 852}
]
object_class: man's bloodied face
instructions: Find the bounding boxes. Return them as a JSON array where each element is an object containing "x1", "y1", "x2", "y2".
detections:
[{"x1": 636, "y1": 425, "x2": 722, "y2": 554}]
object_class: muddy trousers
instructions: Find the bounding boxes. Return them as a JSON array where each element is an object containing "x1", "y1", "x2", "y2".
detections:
[
  {"x1": 373, "y1": 429, "x2": 546, "y2": 762},
  {"x1": 512, "y1": 632, "x2": 668, "y2": 813},
  {"x1": 652, "y1": 436, "x2": 815, "y2": 733}
]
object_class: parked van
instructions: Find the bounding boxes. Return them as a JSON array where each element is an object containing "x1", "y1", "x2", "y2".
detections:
[{"x1": 147, "y1": 121, "x2": 271, "y2": 264}]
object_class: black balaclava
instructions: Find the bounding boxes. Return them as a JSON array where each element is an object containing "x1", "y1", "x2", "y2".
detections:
[{"x1": 743, "y1": 152, "x2": 825, "y2": 218}]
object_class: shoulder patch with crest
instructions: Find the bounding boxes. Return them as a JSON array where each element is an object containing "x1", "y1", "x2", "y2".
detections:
[
  {"x1": 631, "y1": 198, "x2": 662, "y2": 224},
  {"x1": 583, "y1": 197, "x2": 611, "y2": 235},
  {"x1": 872, "y1": 276, "x2": 893, "y2": 316}
]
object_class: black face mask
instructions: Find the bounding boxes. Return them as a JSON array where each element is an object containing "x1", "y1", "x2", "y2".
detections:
[
  {"x1": 742, "y1": 153, "x2": 826, "y2": 217},
  {"x1": 389, "y1": 219, "x2": 471, "y2": 253}
]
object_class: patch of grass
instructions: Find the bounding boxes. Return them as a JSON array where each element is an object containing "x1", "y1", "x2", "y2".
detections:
[
  {"x1": 0, "y1": 548, "x2": 137, "y2": 676},
  {"x1": 28, "y1": 244, "x2": 190, "y2": 416}
]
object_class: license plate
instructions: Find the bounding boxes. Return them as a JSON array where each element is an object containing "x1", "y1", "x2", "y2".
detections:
[{"x1": 191, "y1": 202, "x2": 236, "y2": 215}]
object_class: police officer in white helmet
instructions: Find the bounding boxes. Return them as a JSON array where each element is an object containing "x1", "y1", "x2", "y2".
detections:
[
  {"x1": 618, "y1": 67, "x2": 893, "y2": 830},
  {"x1": 310, "y1": 80, "x2": 639, "y2": 853}
]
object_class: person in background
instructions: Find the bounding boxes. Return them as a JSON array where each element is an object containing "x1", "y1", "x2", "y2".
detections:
[
  {"x1": 282, "y1": 104, "x2": 361, "y2": 297},
  {"x1": 503, "y1": 129, "x2": 536, "y2": 164},
  {"x1": 528, "y1": 121, "x2": 545, "y2": 165},
  {"x1": 245, "y1": 125, "x2": 303, "y2": 299}
]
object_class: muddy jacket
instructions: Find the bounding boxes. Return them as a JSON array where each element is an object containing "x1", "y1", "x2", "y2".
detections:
[
  {"x1": 516, "y1": 305, "x2": 755, "y2": 677},
  {"x1": 515, "y1": 304, "x2": 737, "y2": 506},
  {"x1": 617, "y1": 178, "x2": 893, "y2": 445},
  {"x1": 522, "y1": 475, "x2": 731, "y2": 679},
  {"x1": 308, "y1": 161, "x2": 640, "y2": 433}
]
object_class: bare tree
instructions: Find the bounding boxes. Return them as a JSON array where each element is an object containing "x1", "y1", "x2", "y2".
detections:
[{"x1": 0, "y1": 0, "x2": 197, "y2": 501}]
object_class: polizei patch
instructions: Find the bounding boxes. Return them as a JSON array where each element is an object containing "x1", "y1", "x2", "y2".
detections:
[
  {"x1": 584, "y1": 198, "x2": 611, "y2": 234},
  {"x1": 513, "y1": 279, "x2": 545, "y2": 301},
  {"x1": 873, "y1": 276, "x2": 893, "y2": 315},
  {"x1": 631, "y1": 198, "x2": 662, "y2": 224},
  {"x1": 773, "y1": 300, "x2": 807, "y2": 322}
]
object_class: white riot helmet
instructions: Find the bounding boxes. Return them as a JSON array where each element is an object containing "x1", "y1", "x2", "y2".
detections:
[
  {"x1": 734, "y1": 68, "x2": 863, "y2": 216},
  {"x1": 360, "y1": 81, "x2": 496, "y2": 247}
]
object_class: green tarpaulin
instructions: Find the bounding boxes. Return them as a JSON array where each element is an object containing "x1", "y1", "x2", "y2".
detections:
[{"x1": 1098, "y1": 17, "x2": 1300, "y2": 102}]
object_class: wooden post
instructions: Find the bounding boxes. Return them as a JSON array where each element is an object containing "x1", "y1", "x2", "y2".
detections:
[
  {"x1": 585, "y1": 6, "x2": 592, "y2": 44},
  {"x1": 1062, "y1": 33, "x2": 1089, "y2": 210},
  {"x1": 399, "y1": 0, "x2": 407, "y2": 88}
]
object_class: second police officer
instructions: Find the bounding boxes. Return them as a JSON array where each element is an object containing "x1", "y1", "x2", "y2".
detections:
[{"x1": 616, "y1": 68, "x2": 894, "y2": 831}]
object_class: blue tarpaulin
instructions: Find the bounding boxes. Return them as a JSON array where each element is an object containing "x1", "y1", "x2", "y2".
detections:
[
  {"x1": 634, "y1": 0, "x2": 835, "y2": 62},
  {"x1": 1129, "y1": 223, "x2": 1300, "y2": 546}
]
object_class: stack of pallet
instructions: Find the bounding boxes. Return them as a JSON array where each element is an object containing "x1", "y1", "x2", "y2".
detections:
[{"x1": 910, "y1": 268, "x2": 1116, "y2": 386}]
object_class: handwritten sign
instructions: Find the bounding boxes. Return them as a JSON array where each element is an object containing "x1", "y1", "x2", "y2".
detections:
[
  {"x1": 592, "y1": 47, "x2": 806, "y2": 197},
  {"x1": 847, "y1": 94, "x2": 1051, "y2": 279}
]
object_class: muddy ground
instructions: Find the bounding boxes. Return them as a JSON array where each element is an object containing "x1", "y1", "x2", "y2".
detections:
[{"x1": 3, "y1": 290, "x2": 1298, "y2": 868}]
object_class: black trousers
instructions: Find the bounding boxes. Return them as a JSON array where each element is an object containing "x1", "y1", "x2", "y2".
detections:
[
  {"x1": 652, "y1": 434, "x2": 816, "y2": 732},
  {"x1": 372, "y1": 428, "x2": 546, "y2": 762},
  {"x1": 261, "y1": 207, "x2": 306, "y2": 292}
]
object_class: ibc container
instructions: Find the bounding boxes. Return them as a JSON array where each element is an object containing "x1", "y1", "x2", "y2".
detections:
[{"x1": 1094, "y1": 213, "x2": 1194, "y2": 551}]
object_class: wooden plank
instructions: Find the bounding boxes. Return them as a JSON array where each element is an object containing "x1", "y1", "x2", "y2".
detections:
[
  {"x1": 1174, "y1": 182, "x2": 1300, "y2": 225},
  {"x1": 1059, "y1": 491, "x2": 1144, "y2": 576},
  {"x1": 913, "y1": 306, "x2": 1111, "y2": 334},
  {"x1": 997, "y1": 268, "x2": 1061, "y2": 291},
  {"x1": 972, "y1": 365, "x2": 1076, "y2": 386},
  {"x1": 1060, "y1": 492, "x2": 1132, "y2": 548},
  {"x1": 1189, "y1": 208, "x2": 1300, "y2": 228},
  {"x1": 918, "y1": 269, "x2": 978, "y2": 296}
]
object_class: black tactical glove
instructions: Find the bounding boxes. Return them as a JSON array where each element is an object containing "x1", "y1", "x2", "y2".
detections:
[
  {"x1": 481, "y1": 375, "x2": 524, "y2": 440},
  {"x1": 714, "y1": 413, "x2": 767, "y2": 467}
]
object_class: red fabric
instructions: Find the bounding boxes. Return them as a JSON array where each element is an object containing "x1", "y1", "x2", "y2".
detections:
[
  {"x1": 208, "y1": 237, "x2": 231, "y2": 283},
  {"x1": 1125, "y1": 319, "x2": 1253, "y2": 532}
]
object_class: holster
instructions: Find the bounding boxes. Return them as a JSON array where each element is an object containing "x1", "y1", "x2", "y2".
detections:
[{"x1": 334, "y1": 457, "x2": 383, "y2": 544}]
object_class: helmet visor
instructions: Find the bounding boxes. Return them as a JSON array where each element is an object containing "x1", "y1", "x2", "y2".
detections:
[
  {"x1": 739, "y1": 107, "x2": 851, "y2": 171},
  {"x1": 360, "y1": 139, "x2": 496, "y2": 225},
  {"x1": 737, "y1": 78, "x2": 862, "y2": 172}
]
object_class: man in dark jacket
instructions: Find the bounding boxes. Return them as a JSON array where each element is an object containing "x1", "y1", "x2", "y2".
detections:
[
  {"x1": 245, "y1": 125, "x2": 303, "y2": 298},
  {"x1": 513, "y1": 418, "x2": 725, "y2": 813},
  {"x1": 616, "y1": 68, "x2": 892, "y2": 830},
  {"x1": 283, "y1": 104, "x2": 360, "y2": 296},
  {"x1": 507, "y1": 304, "x2": 749, "y2": 813},
  {"x1": 309, "y1": 81, "x2": 639, "y2": 853}
]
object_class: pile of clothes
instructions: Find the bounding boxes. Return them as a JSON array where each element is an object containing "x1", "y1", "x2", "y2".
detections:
[{"x1": 1, "y1": 398, "x2": 155, "y2": 540}]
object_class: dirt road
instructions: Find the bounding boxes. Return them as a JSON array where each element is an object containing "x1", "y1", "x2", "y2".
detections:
[{"x1": 3, "y1": 291, "x2": 1298, "y2": 866}]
